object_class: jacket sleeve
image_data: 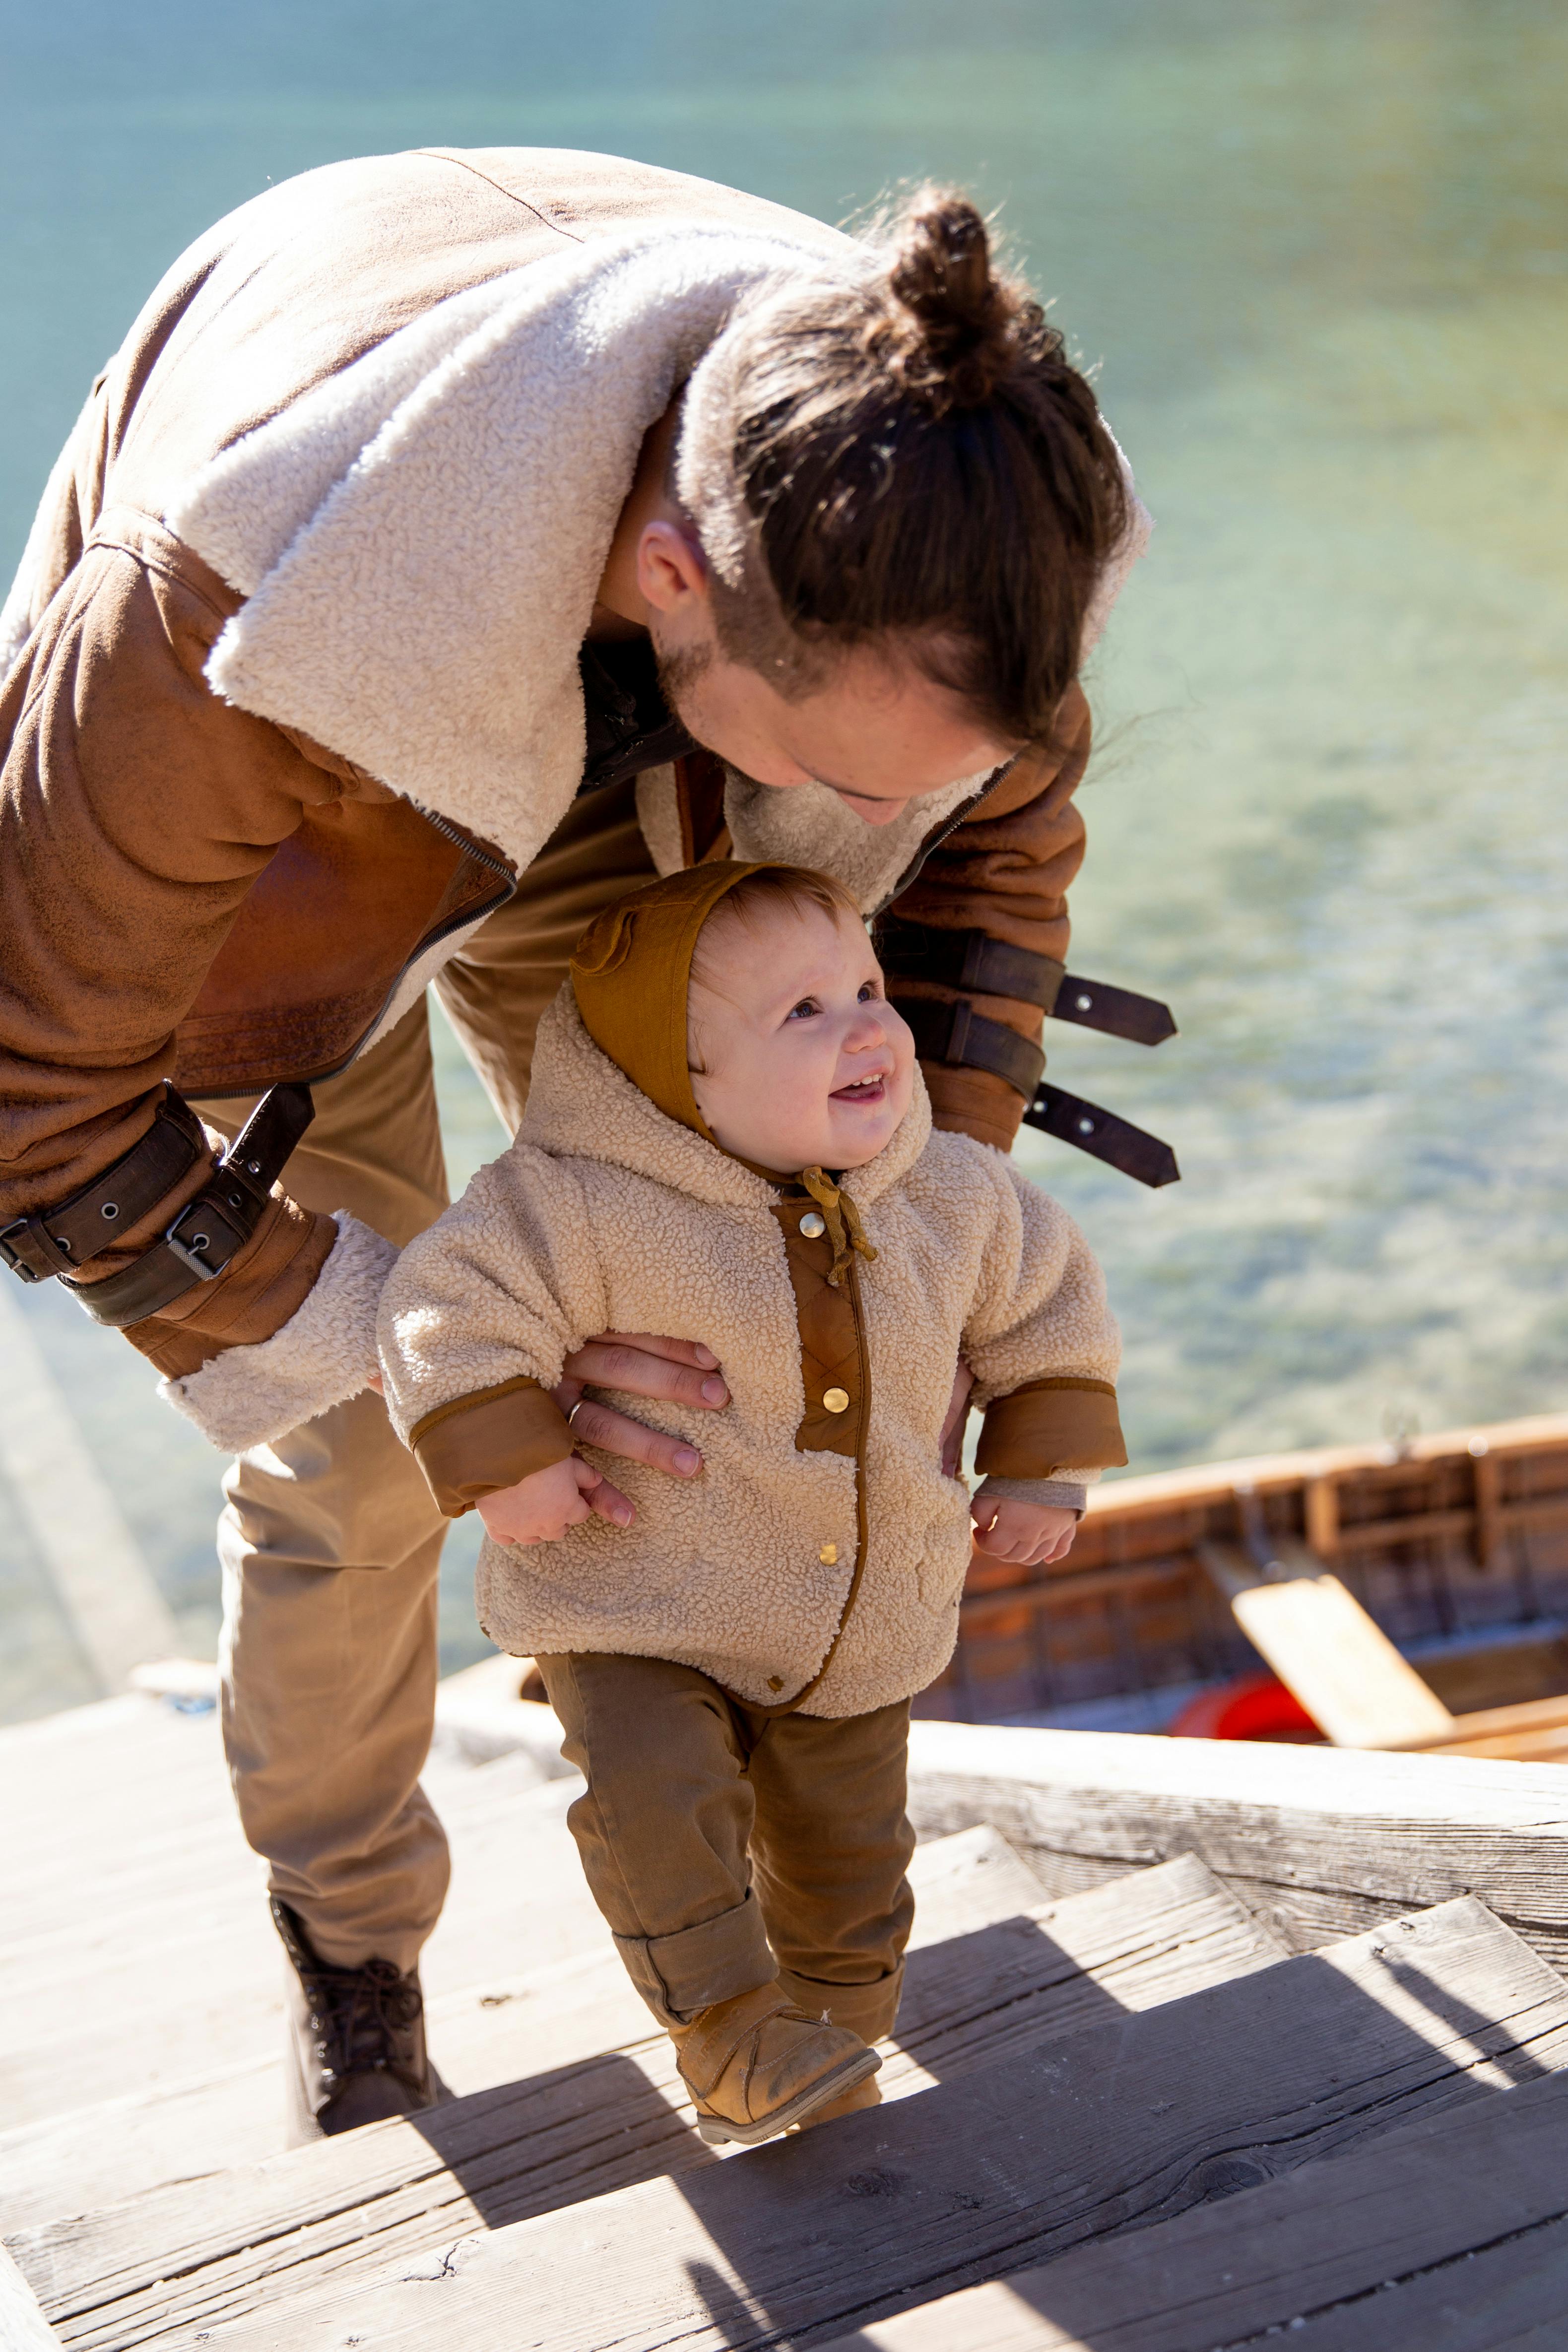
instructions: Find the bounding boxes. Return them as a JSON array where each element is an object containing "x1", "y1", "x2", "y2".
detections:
[
  {"x1": 0, "y1": 532, "x2": 344, "y2": 1379},
  {"x1": 960, "y1": 1154, "x2": 1126, "y2": 1488},
  {"x1": 881, "y1": 682, "x2": 1091, "y2": 1153},
  {"x1": 377, "y1": 1144, "x2": 607, "y2": 1515}
]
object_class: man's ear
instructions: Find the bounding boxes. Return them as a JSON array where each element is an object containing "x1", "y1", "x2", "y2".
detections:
[{"x1": 637, "y1": 518, "x2": 711, "y2": 619}]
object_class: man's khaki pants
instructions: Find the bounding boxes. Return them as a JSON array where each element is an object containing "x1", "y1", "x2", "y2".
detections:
[
  {"x1": 196, "y1": 781, "x2": 655, "y2": 1972},
  {"x1": 535, "y1": 1653, "x2": 915, "y2": 2041}
]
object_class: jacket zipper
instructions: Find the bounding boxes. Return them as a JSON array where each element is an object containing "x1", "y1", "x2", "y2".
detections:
[{"x1": 870, "y1": 755, "x2": 1018, "y2": 917}]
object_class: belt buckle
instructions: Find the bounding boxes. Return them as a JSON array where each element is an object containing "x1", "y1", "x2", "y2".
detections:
[{"x1": 0, "y1": 1214, "x2": 62, "y2": 1283}]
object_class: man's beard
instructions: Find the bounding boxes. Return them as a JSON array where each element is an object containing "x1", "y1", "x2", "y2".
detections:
[
  {"x1": 654, "y1": 639, "x2": 772, "y2": 794},
  {"x1": 653, "y1": 638, "x2": 714, "y2": 730}
]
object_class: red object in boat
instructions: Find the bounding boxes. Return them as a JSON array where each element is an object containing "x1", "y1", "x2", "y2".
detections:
[{"x1": 1168, "y1": 1673, "x2": 1323, "y2": 1742}]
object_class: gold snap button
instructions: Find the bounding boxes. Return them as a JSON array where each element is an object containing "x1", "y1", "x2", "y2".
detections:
[
  {"x1": 819, "y1": 1543, "x2": 838, "y2": 1565},
  {"x1": 822, "y1": 1386, "x2": 850, "y2": 1414},
  {"x1": 767, "y1": 1676, "x2": 784, "y2": 1692},
  {"x1": 799, "y1": 1210, "x2": 827, "y2": 1239}
]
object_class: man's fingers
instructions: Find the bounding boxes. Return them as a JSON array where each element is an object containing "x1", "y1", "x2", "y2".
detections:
[
  {"x1": 591, "y1": 1330, "x2": 720, "y2": 1371},
  {"x1": 567, "y1": 1397, "x2": 703, "y2": 1480},
  {"x1": 562, "y1": 1340, "x2": 728, "y2": 1411}
]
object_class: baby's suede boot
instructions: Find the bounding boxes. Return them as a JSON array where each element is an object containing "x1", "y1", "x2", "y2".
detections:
[
  {"x1": 789, "y1": 2073, "x2": 883, "y2": 2132},
  {"x1": 671, "y1": 1980, "x2": 880, "y2": 2145}
]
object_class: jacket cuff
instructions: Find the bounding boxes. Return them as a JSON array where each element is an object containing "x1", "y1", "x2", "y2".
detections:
[
  {"x1": 975, "y1": 1475, "x2": 1088, "y2": 1515},
  {"x1": 409, "y1": 1378, "x2": 576, "y2": 1518},
  {"x1": 976, "y1": 1378, "x2": 1127, "y2": 1479},
  {"x1": 120, "y1": 1190, "x2": 339, "y2": 1377},
  {"x1": 157, "y1": 1212, "x2": 397, "y2": 1452}
]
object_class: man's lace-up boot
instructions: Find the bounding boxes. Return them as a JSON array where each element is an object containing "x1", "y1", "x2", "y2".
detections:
[
  {"x1": 670, "y1": 1981, "x2": 880, "y2": 2146},
  {"x1": 271, "y1": 1897, "x2": 450, "y2": 2143}
]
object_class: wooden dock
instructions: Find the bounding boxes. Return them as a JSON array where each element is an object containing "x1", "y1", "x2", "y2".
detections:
[{"x1": 5, "y1": 1691, "x2": 1568, "y2": 2346}]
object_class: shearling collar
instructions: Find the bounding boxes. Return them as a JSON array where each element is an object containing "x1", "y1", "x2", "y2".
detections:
[
  {"x1": 167, "y1": 217, "x2": 1150, "y2": 915},
  {"x1": 168, "y1": 225, "x2": 863, "y2": 880},
  {"x1": 522, "y1": 986, "x2": 933, "y2": 1215}
]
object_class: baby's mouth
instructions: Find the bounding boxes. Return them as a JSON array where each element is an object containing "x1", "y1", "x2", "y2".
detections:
[{"x1": 831, "y1": 1073, "x2": 889, "y2": 1105}]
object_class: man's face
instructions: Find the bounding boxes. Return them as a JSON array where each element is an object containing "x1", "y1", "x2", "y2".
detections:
[{"x1": 637, "y1": 521, "x2": 1016, "y2": 827}]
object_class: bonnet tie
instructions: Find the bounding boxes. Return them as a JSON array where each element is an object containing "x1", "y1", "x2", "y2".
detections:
[{"x1": 799, "y1": 1167, "x2": 878, "y2": 1290}]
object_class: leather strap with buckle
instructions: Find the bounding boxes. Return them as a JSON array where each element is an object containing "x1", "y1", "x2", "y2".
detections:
[
  {"x1": 1023, "y1": 1083, "x2": 1180, "y2": 1189},
  {"x1": 897, "y1": 998, "x2": 1047, "y2": 1101},
  {"x1": 1, "y1": 1091, "x2": 206, "y2": 1284},
  {"x1": 897, "y1": 998, "x2": 1180, "y2": 1189},
  {"x1": 875, "y1": 918, "x2": 1176, "y2": 1045},
  {"x1": 2, "y1": 1083, "x2": 317, "y2": 1327}
]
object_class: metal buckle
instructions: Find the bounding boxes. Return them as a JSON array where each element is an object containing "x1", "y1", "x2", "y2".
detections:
[
  {"x1": 163, "y1": 1196, "x2": 248, "y2": 1281},
  {"x1": 0, "y1": 1214, "x2": 65, "y2": 1284}
]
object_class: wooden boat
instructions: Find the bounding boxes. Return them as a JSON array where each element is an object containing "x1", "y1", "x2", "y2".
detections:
[{"x1": 932, "y1": 1410, "x2": 1568, "y2": 1758}]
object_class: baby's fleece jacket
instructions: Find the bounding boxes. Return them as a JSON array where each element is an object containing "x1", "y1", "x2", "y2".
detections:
[{"x1": 378, "y1": 989, "x2": 1123, "y2": 1719}]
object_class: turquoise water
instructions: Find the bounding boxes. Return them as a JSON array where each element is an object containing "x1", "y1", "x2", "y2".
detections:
[{"x1": 2, "y1": 0, "x2": 1566, "y2": 1718}]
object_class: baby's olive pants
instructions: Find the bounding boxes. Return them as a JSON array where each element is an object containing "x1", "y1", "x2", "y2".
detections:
[{"x1": 534, "y1": 1652, "x2": 916, "y2": 2040}]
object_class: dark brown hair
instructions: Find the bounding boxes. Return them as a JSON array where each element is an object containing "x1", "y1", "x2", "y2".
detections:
[{"x1": 689, "y1": 188, "x2": 1131, "y2": 748}]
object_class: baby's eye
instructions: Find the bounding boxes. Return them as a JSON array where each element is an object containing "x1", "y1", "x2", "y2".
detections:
[
  {"x1": 786, "y1": 996, "x2": 821, "y2": 1021},
  {"x1": 857, "y1": 981, "x2": 882, "y2": 1003}
]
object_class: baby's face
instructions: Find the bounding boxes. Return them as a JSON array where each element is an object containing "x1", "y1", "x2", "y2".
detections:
[{"x1": 688, "y1": 902, "x2": 915, "y2": 1174}]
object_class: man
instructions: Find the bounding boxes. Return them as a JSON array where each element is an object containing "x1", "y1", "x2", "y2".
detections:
[{"x1": 0, "y1": 148, "x2": 1146, "y2": 2137}]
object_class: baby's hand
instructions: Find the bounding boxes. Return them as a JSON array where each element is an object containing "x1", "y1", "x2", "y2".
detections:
[
  {"x1": 479, "y1": 1456, "x2": 621, "y2": 1547},
  {"x1": 970, "y1": 1482, "x2": 1077, "y2": 1568}
]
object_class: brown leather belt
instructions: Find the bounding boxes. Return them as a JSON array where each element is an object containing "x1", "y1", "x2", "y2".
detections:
[
  {"x1": 884, "y1": 923, "x2": 1181, "y2": 1190},
  {"x1": 1, "y1": 1082, "x2": 316, "y2": 1326},
  {"x1": 875, "y1": 917, "x2": 1177, "y2": 1045}
]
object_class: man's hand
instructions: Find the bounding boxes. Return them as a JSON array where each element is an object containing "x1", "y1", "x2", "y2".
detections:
[
  {"x1": 479, "y1": 1456, "x2": 611, "y2": 1547},
  {"x1": 970, "y1": 1483, "x2": 1077, "y2": 1568},
  {"x1": 552, "y1": 1331, "x2": 726, "y2": 1525}
]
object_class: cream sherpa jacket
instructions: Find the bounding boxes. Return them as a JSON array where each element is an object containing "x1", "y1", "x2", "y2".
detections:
[{"x1": 378, "y1": 989, "x2": 1121, "y2": 1719}]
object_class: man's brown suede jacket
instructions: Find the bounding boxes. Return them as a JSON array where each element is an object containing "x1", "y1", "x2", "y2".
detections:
[{"x1": 0, "y1": 148, "x2": 1099, "y2": 1385}]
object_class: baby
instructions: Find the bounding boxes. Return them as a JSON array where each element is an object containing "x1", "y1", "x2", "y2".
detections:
[{"x1": 378, "y1": 861, "x2": 1124, "y2": 2145}]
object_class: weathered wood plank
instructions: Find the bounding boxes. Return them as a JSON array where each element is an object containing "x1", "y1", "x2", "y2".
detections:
[
  {"x1": 811, "y1": 2068, "x2": 1568, "y2": 2349},
  {"x1": 116, "y1": 1897, "x2": 1568, "y2": 2352},
  {"x1": 905, "y1": 1718, "x2": 1568, "y2": 1961},
  {"x1": 0, "y1": 1828, "x2": 1046, "y2": 2235},
  {"x1": 0, "y1": 2245, "x2": 63, "y2": 2351},
  {"x1": 13, "y1": 1856, "x2": 1281, "y2": 2348},
  {"x1": 0, "y1": 1767, "x2": 603, "y2": 2128},
  {"x1": 1400, "y1": 1689, "x2": 1568, "y2": 1758}
]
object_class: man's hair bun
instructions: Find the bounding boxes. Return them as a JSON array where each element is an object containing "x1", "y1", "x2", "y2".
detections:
[
  {"x1": 884, "y1": 190, "x2": 1022, "y2": 413},
  {"x1": 677, "y1": 179, "x2": 1134, "y2": 750}
]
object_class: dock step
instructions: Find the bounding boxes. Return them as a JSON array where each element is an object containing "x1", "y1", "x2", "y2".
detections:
[
  {"x1": 817, "y1": 2062, "x2": 1568, "y2": 2349},
  {"x1": 7, "y1": 1851, "x2": 1283, "y2": 2348},
  {"x1": 123, "y1": 1892, "x2": 1568, "y2": 2352},
  {"x1": 0, "y1": 1818, "x2": 1044, "y2": 2232}
]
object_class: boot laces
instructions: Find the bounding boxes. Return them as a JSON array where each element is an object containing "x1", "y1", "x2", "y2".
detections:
[
  {"x1": 302, "y1": 1954, "x2": 423, "y2": 2084},
  {"x1": 271, "y1": 1897, "x2": 424, "y2": 2087}
]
